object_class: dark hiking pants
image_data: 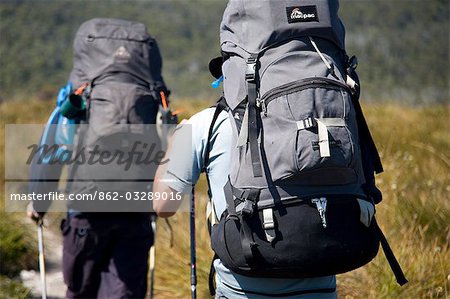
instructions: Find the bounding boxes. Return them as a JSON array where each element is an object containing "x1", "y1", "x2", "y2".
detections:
[{"x1": 61, "y1": 213, "x2": 154, "y2": 299}]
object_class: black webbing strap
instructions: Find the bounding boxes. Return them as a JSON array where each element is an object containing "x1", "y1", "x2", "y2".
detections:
[
  {"x1": 203, "y1": 97, "x2": 227, "y2": 173},
  {"x1": 351, "y1": 94, "x2": 383, "y2": 174},
  {"x1": 246, "y1": 55, "x2": 263, "y2": 178},
  {"x1": 240, "y1": 214, "x2": 257, "y2": 265},
  {"x1": 224, "y1": 177, "x2": 260, "y2": 265},
  {"x1": 208, "y1": 253, "x2": 219, "y2": 296},
  {"x1": 374, "y1": 220, "x2": 408, "y2": 286},
  {"x1": 239, "y1": 188, "x2": 260, "y2": 265}
]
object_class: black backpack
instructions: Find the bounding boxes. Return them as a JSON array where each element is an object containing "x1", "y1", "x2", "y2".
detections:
[{"x1": 206, "y1": 0, "x2": 407, "y2": 289}]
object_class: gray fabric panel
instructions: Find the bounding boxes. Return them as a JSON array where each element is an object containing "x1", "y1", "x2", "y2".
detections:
[
  {"x1": 220, "y1": 0, "x2": 345, "y2": 53},
  {"x1": 69, "y1": 82, "x2": 159, "y2": 195},
  {"x1": 70, "y1": 18, "x2": 165, "y2": 90},
  {"x1": 222, "y1": 55, "x2": 248, "y2": 110},
  {"x1": 86, "y1": 82, "x2": 156, "y2": 146},
  {"x1": 259, "y1": 38, "x2": 346, "y2": 96},
  {"x1": 222, "y1": 38, "x2": 346, "y2": 110}
]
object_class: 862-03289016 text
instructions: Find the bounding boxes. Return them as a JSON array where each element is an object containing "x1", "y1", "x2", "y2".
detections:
[{"x1": 9, "y1": 191, "x2": 182, "y2": 201}]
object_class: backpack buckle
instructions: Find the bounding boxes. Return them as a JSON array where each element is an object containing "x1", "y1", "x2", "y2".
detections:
[
  {"x1": 240, "y1": 189, "x2": 259, "y2": 216},
  {"x1": 236, "y1": 188, "x2": 259, "y2": 216},
  {"x1": 262, "y1": 208, "x2": 276, "y2": 243},
  {"x1": 296, "y1": 117, "x2": 316, "y2": 130},
  {"x1": 245, "y1": 56, "x2": 258, "y2": 82},
  {"x1": 245, "y1": 63, "x2": 256, "y2": 81},
  {"x1": 241, "y1": 200, "x2": 255, "y2": 216}
]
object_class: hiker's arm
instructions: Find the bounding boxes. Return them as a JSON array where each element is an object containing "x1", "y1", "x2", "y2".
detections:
[
  {"x1": 154, "y1": 117, "x2": 203, "y2": 217},
  {"x1": 153, "y1": 120, "x2": 191, "y2": 217},
  {"x1": 153, "y1": 160, "x2": 183, "y2": 218}
]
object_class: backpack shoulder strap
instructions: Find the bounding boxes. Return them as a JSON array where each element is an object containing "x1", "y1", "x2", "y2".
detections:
[
  {"x1": 346, "y1": 57, "x2": 383, "y2": 174},
  {"x1": 203, "y1": 98, "x2": 227, "y2": 297},
  {"x1": 202, "y1": 96, "x2": 228, "y2": 173},
  {"x1": 351, "y1": 95, "x2": 383, "y2": 174},
  {"x1": 203, "y1": 96, "x2": 228, "y2": 237}
]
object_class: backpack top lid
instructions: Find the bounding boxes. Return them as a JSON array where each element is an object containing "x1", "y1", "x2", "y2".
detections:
[
  {"x1": 70, "y1": 18, "x2": 166, "y2": 91},
  {"x1": 220, "y1": 0, "x2": 345, "y2": 54}
]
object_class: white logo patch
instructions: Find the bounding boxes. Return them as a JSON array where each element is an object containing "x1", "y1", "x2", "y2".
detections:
[
  {"x1": 291, "y1": 8, "x2": 315, "y2": 20},
  {"x1": 114, "y1": 46, "x2": 131, "y2": 60}
]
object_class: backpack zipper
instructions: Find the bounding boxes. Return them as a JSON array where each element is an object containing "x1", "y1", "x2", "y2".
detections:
[
  {"x1": 261, "y1": 77, "x2": 351, "y2": 110},
  {"x1": 311, "y1": 197, "x2": 328, "y2": 228}
]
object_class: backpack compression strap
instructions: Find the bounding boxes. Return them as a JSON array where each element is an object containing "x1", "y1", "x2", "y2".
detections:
[
  {"x1": 245, "y1": 54, "x2": 263, "y2": 178},
  {"x1": 374, "y1": 219, "x2": 408, "y2": 286}
]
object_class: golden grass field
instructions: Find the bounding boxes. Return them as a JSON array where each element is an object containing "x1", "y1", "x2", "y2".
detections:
[{"x1": 0, "y1": 99, "x2": 449, "y2": 298}]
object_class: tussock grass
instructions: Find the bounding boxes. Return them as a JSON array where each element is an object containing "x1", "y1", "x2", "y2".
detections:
[{"x1": 1, "y1": 99, "x2": 449, "y2": 298}]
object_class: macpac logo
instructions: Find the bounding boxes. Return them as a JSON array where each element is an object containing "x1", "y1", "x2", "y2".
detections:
[
  {"x1": 291, "y1": 8, "x2": 315, "y2": 20},
  {"x1": 286, "y1": 6, "x2": 319, "y2": 23}
]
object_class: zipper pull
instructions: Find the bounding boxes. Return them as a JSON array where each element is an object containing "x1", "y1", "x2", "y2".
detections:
[
  {"x1": 309, "y1": 37, "x2": 336, "y2": 78},
  {"x1": 312, "y1": 197, "x2": 327, "y2": 228}
]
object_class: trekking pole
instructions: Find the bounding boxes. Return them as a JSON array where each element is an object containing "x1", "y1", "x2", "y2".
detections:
[
  {"x1": 190, "y1": 187, "x2": 197, "y2": 299},
  {"x1": 37, "y1": 219, "x2": 47, "y2": 299},
  {"x1": 149, "y1": 215, "x2": 157, "y2": 299}
]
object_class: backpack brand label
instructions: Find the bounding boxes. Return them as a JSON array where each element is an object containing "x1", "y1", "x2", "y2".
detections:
[
  {"x1": 113, "y1": 46, "x2": 131, "y2": 62},
  {"x1": 286, "y1": 6, "x2": 318, "y2": 23}
]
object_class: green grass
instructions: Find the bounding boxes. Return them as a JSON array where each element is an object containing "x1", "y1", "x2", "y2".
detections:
[
  {"x1": 1, "y1": 99, "x2": 449, "y2": 298},
  {"x1": 0, "y1": 202, "x2": 38, "y2": 299},
  {"x1": 0, "y1": 276, "x2": 30, "y2": 299},
  {"x1": 0, "y1": 214, "x2": 38, "y2": 277}
]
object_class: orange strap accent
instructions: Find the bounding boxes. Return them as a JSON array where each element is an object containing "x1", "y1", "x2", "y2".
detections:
[
  {"x1": 172, "y1": 109, "x2": 183, "y2": 116},
  {"x1": 160, "y1": 91, "x2": 168, "y2": 110},
  {"x1": 74, "y1": 83, "x2": 89, "y2": 96}
]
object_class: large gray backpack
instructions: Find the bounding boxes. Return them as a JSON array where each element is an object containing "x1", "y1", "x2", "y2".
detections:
[
  {"x1": 65, "y1": 18, "x2": 171, "y2": 212},
  {"x1": 207, "y1": 0, "x2": 407, "y2": 292}
]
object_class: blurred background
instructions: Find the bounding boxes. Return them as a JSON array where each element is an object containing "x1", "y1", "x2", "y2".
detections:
[
  {"x1": 0, "y1": 0, "x2": 449, "y2": 298},
  {"x1": 0, "y1": 0, "x2": 448, "y2": 104}
]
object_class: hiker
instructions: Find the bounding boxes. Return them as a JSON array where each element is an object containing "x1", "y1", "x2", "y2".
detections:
[
  {"x1": 27, "y1": 18, "x2": 174, "y2": 298},
  {"x1": 155, "y1": 0, "x2": 406, "y2": 297},
  {"x1": 154, "y1": 108, "x2": 339, "y2": 298}
]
